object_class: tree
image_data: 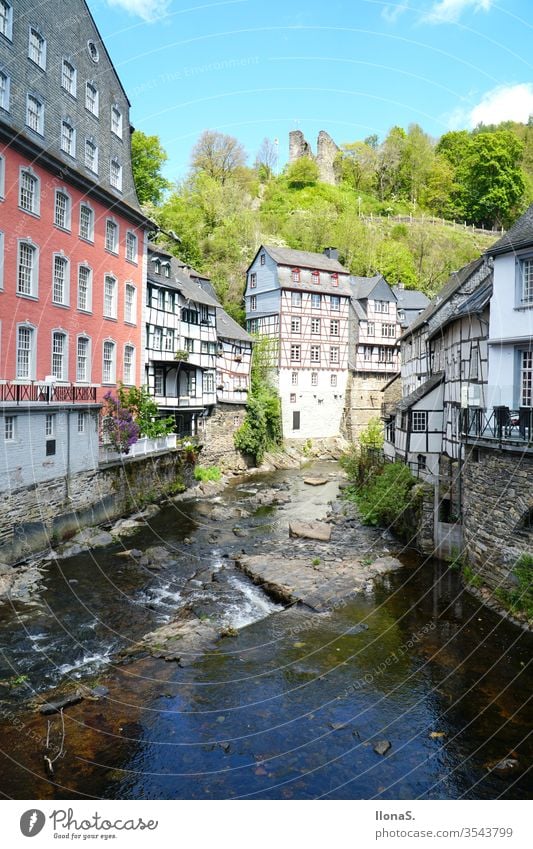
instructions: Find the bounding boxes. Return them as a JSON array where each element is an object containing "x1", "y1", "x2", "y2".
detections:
[
  {"x1": 459, "y1": 131, "x2": 525, "y2": 228},
  {"x1": 336, "y1": 141, "x2": 377, "y2": 192},
  {"x1": 191, "y1": 130, "x2": 247, "y2": 183},
  {"x1": 234, "y1": 337, "x2": 282, "y2": 465},
  {"x1": 130, "y1": 130, "x2": 170, "y2": 206},
  {"x1": 255, "y1": 137, "x2": 278, "y2": 180},
  {"x1": 286, "y1": 157, "x2": 319, "y2": 187},
  {"x1": 376, "y1": 126, "x2": 406, "y2": 200},
  {"x1": 400, "y1": 124, "x2": 435, "y2": 206}
]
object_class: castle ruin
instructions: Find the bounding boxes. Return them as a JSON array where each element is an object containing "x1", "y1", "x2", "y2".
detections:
[{"x1": 288, "y1": 129, "x2": 340, "y2": 185}]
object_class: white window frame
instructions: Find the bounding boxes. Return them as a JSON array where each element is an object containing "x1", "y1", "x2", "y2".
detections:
[
  {"x1": 126, "y1": 231, "x2": 138, "y2": 263},
  {"x1": 85, "y1": 81, "x2": 99, "y2": 116},
  {"x1": 28, "y1": 26, "x2": 46, "y2": 70},
  {"x1": 76, "y1": 335, "x2": 91, "y2": 383},
  {"x1": 331, "y1": 374, "x2": 337, "y2": 387},
  {"x1": 330, "y1": 346, "x2": 339, "y2": 364},
  {"x1": 311, "y1": 293, "x2": 321, "y2": 309},
  {"x1": 124, "y1": 283, "x2": 136, "y2": 324},
  {"x1": 0, "y1": 153, "x2": 4, "y2": 199},
  {"x1": 111, "y1": 105, "x2": 123, "y2": 139},
  {"x1": 52, "y1": 253, "x2": 70, "y2": 306},
  {"x1": 311, "y1": 372, "x2": 318, "y2": 386},
  {"x1": 0, "y1": 2, "x2": 13, "y2": 41},
  {"x1": 61, "y1": 118, "x2": 76, "y2": 158},
  {"x1": 77, "y1": 412, "x2": 87, "y2": 433},
  {"x1": 16, "y1": 324, "x2": 36, "y2": 379},
  {"x1": 250, "y1": 295, "x2": 257, "y2": 311},
  {"x1": 290, "y1": 344, "x2": 301, "y2": 363},
  {"x1": 85, "y1": 138, "x2": 98, "y2": 174},
  {"x1": 110, "y1": 157, "x2": 122, "y2": 191},
  {"x1": 291, "y1": 317, "x2": 301, "y2": 334},
  {"x1": 104, "y1": 274, "x2": 118, "y2": 319},
  {"x1": 19, "y1": 167, "x2": 40, "y2": 215},
  {"x1": 51, "y1": 330, "x2": 68, "y2": 381},
  {"x1": 291, "y1": 371, "x2": 298, "y2": 385},
  {"x1": 520, "y1": 257, "x2": 533, "y2": 305},
  {"x1": 105, "y1": 219, "x2": 118, "y2": 254},
  {"x1": 17, "y1": 240, "x2": 39, "y2": 298},
  {"x1": 123, "y1": 344, "x2": 135, "y2": 386},
  {"x1": 330, "y1": 295, "x2": 340, "y2": 311},
  {"x1": 412, "y1": 410, "x2": 427, "y2": 432},
  {"x1": 520, "y1": 350, "x2": 533, "y2": 407},
  {"x1": 79, "y1": 203, "x2": 94, "y2": 242},
  {"x1": 4, "y1": 415, "x2": 15, "y2": 441},
  {"x1": 26, "y1": 94, "x2": 44, "y2": 135},
  {"x1": 330, "y1": 319, "x2": 339, "y2": 336},
  {"x1": 0, "y1": 69, "x2": 10, "y2": 111},
  {"x1": 54, "y1": 188, "x2": 71, "y2": 230},
  {"x1": 61, "y1": 59, "x2": 77, "y2": 97},
  {"x1": 310, "y1": 345, "x2": 321, "y2": 363},
  {"x1": 311, "y1": 317, "x2": 320, "y2": 334},
  {"x1": 102, "y1": 340, "x2": 116, "y2": 384},
  {"x1": 45, "y1": 413, "x2": 55, "y2": 436}
]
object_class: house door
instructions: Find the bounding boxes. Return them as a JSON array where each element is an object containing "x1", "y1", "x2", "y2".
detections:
[{"x1": 293, "y1": 411, "x2": 300, "y2": 431}]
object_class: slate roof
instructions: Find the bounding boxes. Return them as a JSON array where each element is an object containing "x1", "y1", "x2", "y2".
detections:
[
  {"x1": 263, "y1": 245, "x2": 349, "y2": 274},
  {"x1": 396, "y1": 373, "x2": 444, "y2": 412},
  {"x1": 392, "y1": 286, "x2": 430, "y2": 311},
  {"x1": 488, "y1": 204, "x2": 533, "y2": 255},
  {"x1": 426, "y1": 277, "x2": 493, "y2": 341},
  {"x1": 147, "y1": 248, "x2": 220, "y2": 307},
  {"x1": 350, "y1": 275, "x2": 385, "y2": 300},
  {"x1": 402, "y1": 257, "x2": 486, "y2": 339},
  {"x1": 217, "y1": 308, "x2": 252, "y2": 342}
]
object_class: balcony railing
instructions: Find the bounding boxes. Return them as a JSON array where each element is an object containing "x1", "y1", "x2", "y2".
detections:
[
  {"x1": 99, "y1": 433, "x2": 177, "y2": 464},
  {"x1": 0, "y1": 381, "x2": 98, "y2": 405},
  {"x1": 461, "y1": 406, "x2": 533, "y2": 447}
]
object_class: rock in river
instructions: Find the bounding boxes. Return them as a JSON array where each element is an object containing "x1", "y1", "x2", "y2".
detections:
[
  {"x1": 289, "y1": 521, "x2": 332, "y2": 542},
  {"x1": 303, "y1": 478, "x2": 328, "y2": 486},
  {"x1": 373, "y1": 739, "x2": 392, "y2": 756}
]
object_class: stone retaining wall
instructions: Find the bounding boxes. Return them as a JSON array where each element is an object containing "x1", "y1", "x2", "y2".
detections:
[
  {"x1": 201, "y1": 403, "x2": 249, "y2": 471},
  {"x1": 0, "y1": 450, "x2": 191, "y2": 564}
]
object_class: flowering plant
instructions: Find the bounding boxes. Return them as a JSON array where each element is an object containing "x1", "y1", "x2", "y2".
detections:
[{"x1": 102, "y1": 392, "x2": 140, "y2": 454}]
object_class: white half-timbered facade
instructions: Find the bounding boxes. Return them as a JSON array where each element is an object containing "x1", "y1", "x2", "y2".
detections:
[{"x1": 216, "y1": 309, "x2": 253, "y2": 404}]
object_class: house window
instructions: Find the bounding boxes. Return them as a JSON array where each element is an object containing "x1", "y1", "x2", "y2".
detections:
[
  {"x1": 85, "y1": 138, "x2": 98, "y2": 173},
  {"x1": 45, "y1": 413, "x2": 54, "y2": 437},
  {"x1": 79, "y1": 204, "x2": 94, "y2": 241},
  {"x1": 330, "y1": 272, "x2": 338, "y2": 287},
  {"x1": 77, "y1": 265, "x2": 92, "y2": 311},
  {"x1": 292, "y1": 411, "x2": 300, "y2": 430},
  {"x1": 0, "y1": 1, "x2": 13, "y2": 40},
  {"x1": 54, "y1": 190, "x2": 70, "y2": 230},
  {"x1": 87, "y1": 40, "x2": 99, "y2": 63},
  {"x1": 102, "y1": 341, "x2": 116, "y2": 384},
  {"x1": 76, "y1": 336, "x2": 90, "y2": 382},
  {"x1": 311, "y1": 318, "x2": 320, "y2": 334},
  {"x1": 520, "y1": 258, "x2": 533, "y2": 305},
  {"x1": 375, "y1": 300, "x2": 389, "y2": 313},
  {"x1": 417, "y1": 454, "x2": 427, "y2": 471},
  {"x1": 165, "y1": 329, "x2": 175, "y2": 351},
  {"x1": 381, "y1": 323, "x2": 395, "y2": 337},
  {"x1": 205, "y1": 372, "x2": 215, "y2": 393},
  {"x1": 291, "y1": 291, "x2": 302, "y2": 308},
  {"x1": 184, "y1": 337, "x2": 194, "y2": 352},
  {"x1": 16, "y1": 326, "x2": 35, "y2": 378},
  {"x1": 412, "y1": 411, "x2": 427, "y2": 432},
  {"x1": 163, "y1": 262, "x2": 170, "y2": 278},
  {"x1": 4, "y1": 415, "x2": 15, "y2": 441},
  {"x1": 291, "y1": 317, "x2": 301, "y2": 334},
  {"x1": 260, "y1": 253, "x2": 266, "y2": 266},
  {"x1": 110, "y1": 157, "x2": 122, "y2": 191},
  {"x1": 367, "y1": 321, "x2": 375, "y2": 336},
  {"x1": 331, "y1": 374, "x2": 337, "y2": 387},
  {"x1": 61, "y1": 120, "x2": 76, "y2": 157},
  {"x1": 250, "y1": 295, "x2": 257, "y2": 310},
  {"x1": 311, "y1": 293, "x2": 321, "y2": 309},
  {"x1": 290, "y1": 344, "x2": 301, "y2": 362},
  {"x1": 77, "y1": 412, "x2": 86, "y2": 433},
  {"x1": 291, "y1": 268, "x2": 300, "y2": 283},
  {"x1": 105, "y1": 220, "x2": 118, "y2": 253},
  {"x1": 104, "y1": 275, "x2": 117, "y2": 318},
  {"x1": 123, "y1": 345, "x2": 135, "y2": 385},
  {"x1": 290, "y1": 393, "x2": 296, "y2": 403},
  {"x1": 291, "y1": 371, "x2": 298, "y2": 385},
  {"x1": 61, "y1": 59, "x2": 76, "y2": 96},
  {"x1": 154, "y1": 368, "x2": 164, "y2": 395},
  {"x1": 52, "y1": 255, "x2": 69, "y2": 305},
  {"x1": 330, "y1": 295, "x2": 340, "y2": 311},
  {"x1": 125, "y1": 284, "x2": 136, "y2": 323},
  {"x1": 310, "y1": 345, "x2": 320, "y2": 363},
  {"x1": 19, "y1": 169, "x2": 39, "y2": 214},
  {"x1": 363, "y1": 345, "x2": 373, "y2": 361},
  {"x1": 378, "y1": 346, "x2": 394, "y2": 362},
  {"x1": 330, "y1": 319, "x2": 339, "y2": 336},
  {"x1": 200, "y1": 304, "x2": 209, "y2": 323},
  {"x1": 111, "y1": 105, "x2": 122, "y2": 138},
  {"x1": 521, "y1": 350, "x2": 533, "y2": 407},
  {"x1": 28, "y1": 27, "x2": 46, "y2": 69},
  {"x1": 311, "y1": 372, "x2": 318, "y2": 386},
  {"x1": 17, "y1": 242, "x2": 37, "y2": 296},
  {"x1": 0, "y1": 70, "x2": 10, "y2": 110},
  {"x1": 26, "y1": 94, "x2": 44, "y2": 134},
  {"x1": 0, "y1": 230, "x2": 4, "y2": 289},
  {"x1": 85, "y1": 82, "x2": 98, "y2": 116},
  {"x1": 311, "y1": 270, "x2": 320, "y2": 284},
  {"x1": 250, "y1": 273, "x2": 257, "y2": 288},
  {"x1": 126, "y1": 231, "x2": 137, "y2": 263},
  {"x1": 51, "y1": 332, "x2": 67, "y2": 380},
  {"x1": 330, "y1": 346, "x2": 339, "y2": 364}
]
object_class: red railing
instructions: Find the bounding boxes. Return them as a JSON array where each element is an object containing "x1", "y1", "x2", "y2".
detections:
[{"x1": 0, "y1": 382, "x2": 98, "y2": 404}]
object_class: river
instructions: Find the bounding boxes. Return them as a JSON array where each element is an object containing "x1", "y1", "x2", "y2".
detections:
[{"x1": 0, "y1": 461, "x2": 531, "y2": 800}]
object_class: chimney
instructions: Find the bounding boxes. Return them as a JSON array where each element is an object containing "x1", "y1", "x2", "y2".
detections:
[
  {"x1": 323, "y1": 247, "x2": 339, "y2": 261},
  {"x1": 397, "y1": 281, "x2": 405, "y2": 289}
]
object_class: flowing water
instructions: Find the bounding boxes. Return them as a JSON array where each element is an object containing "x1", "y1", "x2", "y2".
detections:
[{"x1": 0, "y1": 461, "x2": 531, "y2": 800}]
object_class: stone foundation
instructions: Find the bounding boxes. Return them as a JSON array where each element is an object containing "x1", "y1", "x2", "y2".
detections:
[
  {"x1": 345, "y1": 371, "x2": 396, "y2": 442},
  {"x1": 200, "y1": 403, "x2": 249, "y2": 472},
  {"x1": 0, "y1": 449, "x2": 192, "y2": 565},
  {"x1": 462, "y1": 446, "x2": 533, "y2": 591}
]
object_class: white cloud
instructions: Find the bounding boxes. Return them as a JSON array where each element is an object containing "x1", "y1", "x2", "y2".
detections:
[
  {"x1": 381, "y1": 3, "x2": 409, "y2": 24},
  {"x1": 105, "y1": 0, "x2": 170, "y2": 22},
  {"x1": 424, "y1": 0, "x2": 493, "y2": 24},
  {"x1": 446, "y1": 84, "x2": 533, "y2": 129}
]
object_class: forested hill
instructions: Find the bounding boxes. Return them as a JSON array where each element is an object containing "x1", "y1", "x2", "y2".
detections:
[{"x1": 135, "y1": 120, "x2": 533, "y2": 323}]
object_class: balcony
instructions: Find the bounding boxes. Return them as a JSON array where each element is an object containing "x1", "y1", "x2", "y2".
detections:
[
  {"x1": 461, "y1": 406, "x2": 533, "y2": 450},
  {"x1": 0, "y1": 381, "x2": 98, "y2": 405},
  {"x1": 100, "y1": 434, "x2": 177, "y2": 464}
]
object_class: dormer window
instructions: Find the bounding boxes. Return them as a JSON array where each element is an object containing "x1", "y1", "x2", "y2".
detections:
[
  {"x1": 330, "y1": 272, "x2": 338, "y2": 287},
  {"x1": 161, "y1": 261, "x2": 171, "y2": 278},
  {"x1": 312, "y1": 270, "x2": 320, "y2": 284},
  {"x1": 260, "y1": 253, "x2": 266, "y2": 266},
  {"x1": 291, "y1": 268, "x2": 300, "y2": 283}
]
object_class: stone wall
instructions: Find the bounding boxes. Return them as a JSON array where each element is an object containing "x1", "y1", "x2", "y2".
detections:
[
  {"x1": 288, "y1": 129, "x2": 339, "y2": 185},
  {"x1": 345, "y1": 372, "x2": 394, "y2": 441},
  {"x1": 462, "y1": 446, "x2": 533, "y2": 590},
  {"x1": 200, "y1": 403, "x2": 249, "y2": 472},
  {"x1": 0, "y1": 449, "x2": 191, "y2": 564}
]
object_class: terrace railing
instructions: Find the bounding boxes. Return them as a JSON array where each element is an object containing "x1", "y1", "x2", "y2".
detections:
[
  {"x1": 0, "y1": 381, "x2": 98, "y2": 405},
  {"x1": 461, "y1": 406, "x2": 533, "y2": 447}
]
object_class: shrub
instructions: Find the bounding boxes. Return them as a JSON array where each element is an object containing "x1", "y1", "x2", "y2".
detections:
[
  {"x1": 194, "y1": 465, "x2": 222, "y2": 482},
  {"x1": 496, "y1": 553, "x2": 533, "y2": 619},
  {"x1": 354, "y1": 461, "x2": 416, "y2": 527},
  {"x1": 234, "y1": 337, "x2": 282, "y2": 465}
]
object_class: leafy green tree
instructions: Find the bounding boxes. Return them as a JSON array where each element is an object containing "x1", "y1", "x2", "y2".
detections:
[
  {"x1": 130, "y1": 130, "x2": 170, "y2": 206},
  {"x1": 335, "y1": 141, "x2": 377, "y2": 192},
  {"x1": 286, "y1": 157, "x2": 319, "y2": 188},
  {"x1": 117, "y1": 384, "x2": 175, "y2": 437},
  {"x1": 234, "y1": 337, "x2": 282, "y2": 465},
  {"x1": 376, "y1": 126, "x2": 406, "y2": 200},
  {"x1": 459, "y1": 131, "x2": 525, "y2": 228},
  {"x1": 191, "y1": 130, "x2": 247, "y2": 183}
]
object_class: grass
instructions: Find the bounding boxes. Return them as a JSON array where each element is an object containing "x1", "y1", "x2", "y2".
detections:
[
  {"x1": 462, "y1": 564, "x2": 483, "y2": 589},
  {"x1": 494, "y1": 554, "x2": 533, "y2": 620},
  {"x1": 193, "y1": 465, "x2": 222, "y2": 483},
  {"x1": 311, "y1": 557, "x2": 321, "y2": 566}
]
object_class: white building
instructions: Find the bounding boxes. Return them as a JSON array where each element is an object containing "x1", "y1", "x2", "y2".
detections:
[{"x1": 216, "y1": 309, "x2": 253, "y2": 405}]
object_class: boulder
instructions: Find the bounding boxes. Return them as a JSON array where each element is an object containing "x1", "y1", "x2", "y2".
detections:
[
  {"x1": 373, "y1": 739, "x2": 391, "y2": 756},
  {"x1": 138, "y1": 546, "x2": 178, "y2": 570},
  {"x1": 40, "y1": 690, "x2": 84, "y2": 715},
  {"x1": 303, "y1": 478, "x2": 328, "y2": 486},
  {"x1": 289, "y1": 521, "x2": 332, "y2": 542}
]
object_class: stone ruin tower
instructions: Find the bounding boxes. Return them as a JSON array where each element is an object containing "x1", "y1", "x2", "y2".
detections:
[{"x1": 288, "y1": 129, "x2": 339, "y2": 185}]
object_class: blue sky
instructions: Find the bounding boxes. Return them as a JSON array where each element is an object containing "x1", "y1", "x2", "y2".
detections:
[{"x1": 90, "y1": 0, "x2": 533, "y2": 181}]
